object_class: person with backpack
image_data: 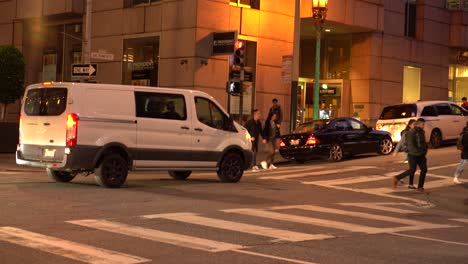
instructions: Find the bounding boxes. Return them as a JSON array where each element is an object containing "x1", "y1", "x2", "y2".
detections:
[
  {"x1": 406, "y1": 118, "x2": 428, "y2": 192},
  {"x1": 453, "y1": 121, "x2": 468, "y2": 184},
  {"x1": 392, "y1": 119, "x2": 416, "y2": 188}
]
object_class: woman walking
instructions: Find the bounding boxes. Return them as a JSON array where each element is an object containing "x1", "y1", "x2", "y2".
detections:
[{"x1": 260, "y1": 113, "x2": 278, "y2": 170}]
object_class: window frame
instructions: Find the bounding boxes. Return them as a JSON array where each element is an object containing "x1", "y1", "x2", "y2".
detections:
[
  {"x1": 195, "y1": 97, "x2": 234, "y2": 131},
  {"x1": 134, "y1": 91, "x2": 187, "y2": 121}
]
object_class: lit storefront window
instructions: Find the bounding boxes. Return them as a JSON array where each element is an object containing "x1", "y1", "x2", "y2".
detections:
[
  {"x1": 123, "y1": 37, "x2": 159, "y2": 87},
  {"x1": 403, "y1": 66, "x2": 421, "y2": 103},
  {"x1": 449, "y1": 64, "x2": 468, "y2": 102}
]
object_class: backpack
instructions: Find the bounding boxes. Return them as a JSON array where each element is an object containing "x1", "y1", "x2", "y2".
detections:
[{"x1": 457, "y1": 133, "x2": 464, "y2": 151}]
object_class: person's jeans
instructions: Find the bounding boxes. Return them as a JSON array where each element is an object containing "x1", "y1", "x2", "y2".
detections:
[
  {"x1": 454, "y1": 159, "x2": 468, "y2": 178},
  {"x1": 408, "y1": 154, "x2": 428, "y2": 188}
]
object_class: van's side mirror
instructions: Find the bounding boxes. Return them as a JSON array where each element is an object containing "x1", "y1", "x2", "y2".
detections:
[{"x1": 225, "y1": 116, "x2": 237, "y2": 132}]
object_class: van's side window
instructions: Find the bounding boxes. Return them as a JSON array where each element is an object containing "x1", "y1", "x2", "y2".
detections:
[
  {"x1": 421, "y1": 106, "x2": 437, "y2": 117},
  {"x1": 450, "y1": 104, "x2": 464, "y2": 116},
  {"x1": 435, "y1": 104, "x2": 451, "y2": 115},
  {"x1": 195, "y1": 97, "x2": 228, "y2": 130},
  {"x1": 24, "y1": 88, "x2": 67, "y2": 116},
  {"x1": 135, "y1": 92, "x2": 186, "y2": 120}
]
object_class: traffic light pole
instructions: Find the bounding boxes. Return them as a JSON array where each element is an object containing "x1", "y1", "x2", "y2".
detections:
[{"x1": 239, "y1": 66, "x2": 244, "y2": 124}]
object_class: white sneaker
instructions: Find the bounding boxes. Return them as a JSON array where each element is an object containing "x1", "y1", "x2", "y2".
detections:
[
  {"x1": 454, "y1": 178, "x2": 463, "y2": 184},
  {"x1": 261, "y1": 161, "x2": 268, "y2": 170},
  {"x1": 251, "y1": 166, "x2": 260, "y2": 172},
  {"x1": 268, "y1": 164, "x2": 277, "y2": 170}
]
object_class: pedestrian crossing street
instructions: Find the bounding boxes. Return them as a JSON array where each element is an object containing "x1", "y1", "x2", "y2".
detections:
[{"x1": 1, "y1": 202, "x2": 467, "y2": 264}]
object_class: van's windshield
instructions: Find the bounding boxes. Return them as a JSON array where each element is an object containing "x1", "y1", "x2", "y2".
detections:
[
  {"x1": 379, "y1": 104, "x2": 417, "y2": 120},
  {"x1": 24, "y1": 88, "x2": 68, "y2": 116}
]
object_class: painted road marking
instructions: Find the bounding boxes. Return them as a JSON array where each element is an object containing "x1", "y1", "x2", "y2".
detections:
[
  {"x1": 268, "y1": 205, "x2": 455, "y2": 232},
  {"x1": 142, "y1": 212, "x2": 332, "y2": 242},
  {"x1": 67, "y1": 219, "x2": 243, "y2": 252},
  {"x1": 451, "y1": 218, "x2": 468, "y2": 224},
  {"x1": 260, "y1": 166, "x2": 377, "y2": 180},
  {"x1": 391, "y1": 233, "x2": 468, "y2": 247},
  {"x1": 231, "y1": 249, "x2": 319, "y2": 264},
  {"x1": 222, "y1": 208, "x2": 384, "y2": 234},
  {"x1": 339, "y1": 202, "x2": 420, "y2": 214},
  {"x1": 0, "y1": 227, "x2": 149, "y2": 264},
  {"x1": 302, "y1": 175, "x2": 389, "y2": 186}
]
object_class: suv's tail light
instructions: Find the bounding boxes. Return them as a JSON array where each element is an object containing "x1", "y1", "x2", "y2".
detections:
[
  {"x1": 279, "y1": 139, "x2": 286, "y2": 148},
  {"x1": 306, "y1": 134, "x2": 320, "y2": 145},
  {"x1": 376, "y1": 123, "x2": 383, "y2": 130},
  {"x1": 66, "y1": 113, "x2": 79, "y2": 147}
]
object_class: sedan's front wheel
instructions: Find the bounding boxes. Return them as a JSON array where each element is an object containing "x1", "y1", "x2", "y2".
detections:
[
  {"x1": 379, "y1": 137, "x2": 393, "y2": 155},
  {"x1": 329, "y1": 144, "x2": 343, "y2": 162}
]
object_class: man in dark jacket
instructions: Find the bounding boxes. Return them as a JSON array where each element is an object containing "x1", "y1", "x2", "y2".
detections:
[
  {"x1": 406, "y1": 118, "x2": 428, "y2": 192},
  {"x1": 453, "y1": 121, "x2": 468, "y2": 184},
  {"x1": 244, "y1": 109, "x2": 262, "y2": 171},
  {"x1": 268, "y1": 98, "x2": 283, "y2": 138}
]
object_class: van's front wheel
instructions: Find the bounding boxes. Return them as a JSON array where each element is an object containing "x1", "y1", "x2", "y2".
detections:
[
  {"x1": 47, "y1": 169, "x2": 76, "y2": 183},
  {"x1": 217, "y1": 152, "x2": 244, "y2": 183},
  {"x1": 95, "y1": 154, "x2": 128, "y2": 188}
]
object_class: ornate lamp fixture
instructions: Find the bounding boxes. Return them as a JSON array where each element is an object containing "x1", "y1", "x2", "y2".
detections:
[{"x1": 312, "y1": 0, "x2": 328, "y2": 22}]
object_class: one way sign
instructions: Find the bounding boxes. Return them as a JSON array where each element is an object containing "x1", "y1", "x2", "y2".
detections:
[{"x1": 72, "y1": 64, "x2": 97, "y2": 77}]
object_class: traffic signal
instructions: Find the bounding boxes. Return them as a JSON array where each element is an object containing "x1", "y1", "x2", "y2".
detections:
[
  {"x1": 233, "y1": 40, "x2": 245, "y2": 67},
  {"x1": 226, "y1": 80, "x2": 242, "y2": 95}
]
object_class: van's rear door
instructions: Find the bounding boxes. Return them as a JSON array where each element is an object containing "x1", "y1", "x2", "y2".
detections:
[{"x1": 20, "y1": 86, "x2": 68, "y2": 161}]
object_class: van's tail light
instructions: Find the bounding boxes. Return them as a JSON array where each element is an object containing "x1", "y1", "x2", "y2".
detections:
[
  {"x1": 306, "y1": 134, "x2": 320, "y2": 145},
  {"x1": 279, "y1": 139, "x2": 286, "y2": 148},
  {"x1": 66, "y1": 113, "x2": 78, "y2": 147},
  {"x1": 18, "y1": 114, "x2": 22, "y2": 145}
]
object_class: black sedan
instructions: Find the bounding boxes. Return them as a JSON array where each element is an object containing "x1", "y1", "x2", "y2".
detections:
[{"x1": 279, "y1": 118, "x2": 393, "y2": 162}]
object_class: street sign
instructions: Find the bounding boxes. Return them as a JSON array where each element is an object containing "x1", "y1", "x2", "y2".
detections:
[
  {"x1": 91, "y1": 52, "x2": 114, "y2": 61},
  {"x1": 72, "y1": 64, "x2": 97, "y2": 77},
  {"x1": 212, "y1": 31, "x2": 237, "y2": 55}
]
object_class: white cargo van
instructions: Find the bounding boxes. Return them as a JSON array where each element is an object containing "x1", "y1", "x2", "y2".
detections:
[{"x1": 17, "y1": 82, "x2": 253, "y2": 188}]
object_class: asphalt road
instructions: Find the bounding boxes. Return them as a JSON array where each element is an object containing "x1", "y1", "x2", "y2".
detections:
[{"x1": 0, "y1": 146, "x2": 467, "y2": 264}]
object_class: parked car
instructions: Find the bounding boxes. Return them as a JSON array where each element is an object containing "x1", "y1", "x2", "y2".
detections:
[
  {"x1": 16, "y1": 82, "x2": 252, "y2": 188},
  {"x1": 375, "y1": 101, "x2": 468, "y2": 148},
  {"x1": 279, "y1": 117, "x2": 393, "y2": 162}
]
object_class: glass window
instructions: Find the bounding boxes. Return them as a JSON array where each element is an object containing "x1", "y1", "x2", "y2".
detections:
[
  {"x1": 450, "y1": 104, "x2": 464, "y2": 116},
  {"x1": 379, "y1": 104, "x2": 417, "y2": 119},
  {"x1": 195, "y1": 97, "x2": 229, "y2": 130},
  {"x1": 124, "y1": 0, "x2": 161, "y2": 7},
  {"x1": 123, "y1": 37, "x2": 159, "y2": 87},
  {"x1": 229, "y1": 0, "x2": 260, "y2": 9},
  {"x1": 403, "y1": 66, "x2": 421, "y2": 103},
  {"x1": 349, "y1": 119, "x2": 366, "y2": 130},
  {"x1": 135, "y1": 92, "x2": 186, "y2": 120},
  {"x1": 435, "y1": 103, "x2": 451, "y2": 115},
  {"x1": 332, "y1": 120, "x2": 351, "y2": 131},
  {"x1": 404, "y1": 0, "x2": 416, "y2": 38},
  {"x1": 24, "y1": 88, "x2": 67, "y2": 116},
  {"x1": 293, "y1": 120, "x2": 327, "y2": 133},
  {"x1": 421, "y1": 106, "x2": 437, "y2": 117}
]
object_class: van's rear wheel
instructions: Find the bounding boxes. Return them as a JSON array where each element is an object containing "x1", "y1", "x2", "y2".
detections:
[
  {"x1": 95, "y1": 154, "x2": 128, "y2": 188},
  {"x1": 217, "y1": 152, "x2": 244, "y2": 183},
  {"x1": 47, "y1": 169, "x2": 76, "y2": 183},
  {"x1": 168, "y1": 171, "x2": 192, "y2": 180},
  {"x1": 429, "y1": 129, "x2": 442, "y2": 149}
]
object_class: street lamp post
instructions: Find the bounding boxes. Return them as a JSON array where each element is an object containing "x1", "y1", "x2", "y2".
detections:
[{"x1": 312, "y1": 0, "x2": 328, "y2": 120}]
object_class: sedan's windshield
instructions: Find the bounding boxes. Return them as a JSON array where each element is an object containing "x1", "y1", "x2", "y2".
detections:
[{"x1": 293, "y1": 120, "x2": 328, "y2": 133}]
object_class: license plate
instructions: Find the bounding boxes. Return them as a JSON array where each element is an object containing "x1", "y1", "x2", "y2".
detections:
[
  {"x1": 43, "y1": 149, "x2": 56, "y2": 158},
  {"x1": 290, "y1": 139, "x2": 300, "y2": 145}
]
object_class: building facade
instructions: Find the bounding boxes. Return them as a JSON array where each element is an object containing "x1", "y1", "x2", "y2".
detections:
[{"x1": 1, "y1": 0, "x2": 468, "y2": 131}]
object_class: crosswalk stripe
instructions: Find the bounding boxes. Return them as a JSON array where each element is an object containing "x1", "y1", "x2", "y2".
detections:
[
  {"x1": 269, "y1": 205, "x2": 448, "y2": 227},
  {"x1": 430, "y1": 163, "x2": 459, "y2": 170},
  {"x1": 0, "y1": 227, "x2": 149, "y2": 264},
  {"x1": 302, "y1": 175, "x2": 389, "y2": 186},
  {"x1": 450, "y1": 218, "x2": 468, "y2": 224},
  {"x1": 142, "y1": 212, "x2": 332, "y2": 242},
  {"x1": 67, "y1": 219, "x2": 243, "y2": 252},
  {"x1": 246, "y1": 166, "x2": 326, "y2": 175},
  {"x1": 260, "y1": 166, "x2": 377, "y2": 180},
  {"x1": 339, "y1": 202, "x2": 420, "y2": 214},
  {"x1": 222, "y1": 208, "x2": 383, "y2": 234}
]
